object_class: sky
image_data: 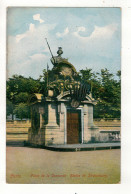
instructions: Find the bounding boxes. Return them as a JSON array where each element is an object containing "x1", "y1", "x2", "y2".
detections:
[{"x1": 7, "y1": 7, "x2": 121, "y2": 79}]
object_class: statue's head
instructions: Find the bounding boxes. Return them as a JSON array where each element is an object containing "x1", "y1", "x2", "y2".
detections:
[{"x1": 57, "y1": 47, "x2": 63, "y2": 56}]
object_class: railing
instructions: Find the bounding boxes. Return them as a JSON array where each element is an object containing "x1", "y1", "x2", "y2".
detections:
[{"x1": 99, "y1": 130, "x2": 121, "y2": 142}]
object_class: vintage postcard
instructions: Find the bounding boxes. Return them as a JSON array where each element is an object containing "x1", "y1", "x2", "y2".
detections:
[{"x1": 6, "y1": 7, "x2": 121, "y2": 184}]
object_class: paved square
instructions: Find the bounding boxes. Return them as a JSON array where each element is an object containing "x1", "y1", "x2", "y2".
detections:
[{"x1": 6, "y1": 147, "x2": 120, "y2": 184}]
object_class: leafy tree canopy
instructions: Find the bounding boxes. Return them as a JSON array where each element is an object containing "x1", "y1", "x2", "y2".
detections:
[{"x1": 79, "y1": 68, "x2": 121, "y2": 118}]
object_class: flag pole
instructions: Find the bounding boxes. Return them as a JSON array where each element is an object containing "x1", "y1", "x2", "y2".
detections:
[{"x1": 45, "y1": 38, "x2": 55, "y2": 64}]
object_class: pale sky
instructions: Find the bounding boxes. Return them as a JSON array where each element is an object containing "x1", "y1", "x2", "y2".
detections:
[{"x1": 7, "y1": 7, "x2": 121, "y2": 79}]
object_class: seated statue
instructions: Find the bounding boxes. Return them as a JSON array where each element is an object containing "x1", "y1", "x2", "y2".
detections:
[{"x1": 50, "y1": 47, "x2": 68, "y2": 66}]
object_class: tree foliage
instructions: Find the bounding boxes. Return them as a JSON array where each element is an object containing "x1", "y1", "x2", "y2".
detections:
[
  {"x1": 6, "y1": 68, "x2": 121, "y2": 119},
  {"x1": 14, "y1": 103, "x2": 30, "y2": 120},
  {"x1": 79, "y1": 68, "x2": 121, "y2": 118},
  {"x1": 6, "y1": 75, "x2": 41, "y2": 119}
]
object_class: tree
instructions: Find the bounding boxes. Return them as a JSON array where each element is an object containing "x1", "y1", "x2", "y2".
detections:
[
  {"x1": 94, "y1": 69, "x2": 121, "y2": 118},
  {"x1": 7, "y1": 75, "x2": 41, "y2": 102},
  {"x1": 79, "y1": 68, "x2": 121, "y2": 118},
  {"x1": 14, "y1": 92, "x2": 29, "y2": 104},
  {"x1": 14, "y1": 103, "x2": 30, "y2": 120},
  {"x1": 6, "y1": 75, "x2": 42, "y2": 119}
]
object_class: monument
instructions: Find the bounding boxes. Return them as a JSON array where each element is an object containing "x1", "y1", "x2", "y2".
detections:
[{"x1": 28, "y1": 42, "x2": 99, "y2": 146}]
